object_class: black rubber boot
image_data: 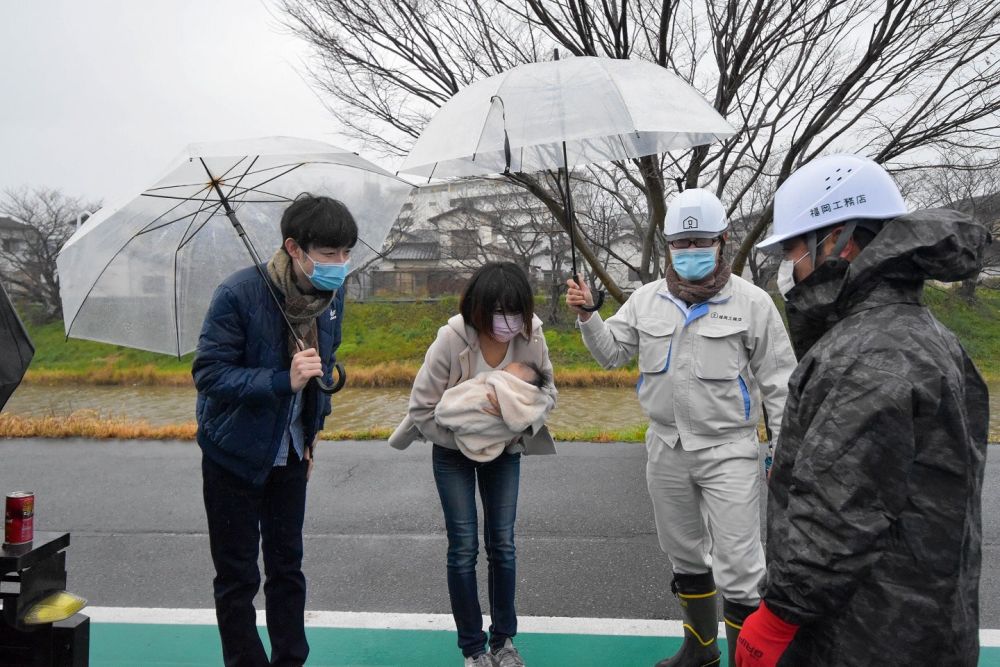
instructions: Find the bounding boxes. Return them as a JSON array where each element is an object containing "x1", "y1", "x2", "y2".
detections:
[
  {"x1": 723, "y1": 599, "x2": 758, "y2": 666},
  {"x1": 654, "y1": 572, "x2": 721, "y2": 667}
]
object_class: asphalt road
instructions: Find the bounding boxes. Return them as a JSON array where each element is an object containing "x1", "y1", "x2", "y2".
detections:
[{"x1": 0, "y1": 438, "x2": 997, "y2": 627}]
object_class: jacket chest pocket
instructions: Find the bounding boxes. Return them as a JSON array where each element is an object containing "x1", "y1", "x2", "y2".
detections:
[
  {"x1": 636, "y1": 318, "x2": 675, "y2": 373},
  {"x1": 693, "y1": 323, "x2": 747, "y2": 380}
]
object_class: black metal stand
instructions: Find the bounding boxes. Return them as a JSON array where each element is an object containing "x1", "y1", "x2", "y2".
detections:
[{"x1": 1, "y1": 532, "x2": 89, "y2": 666}]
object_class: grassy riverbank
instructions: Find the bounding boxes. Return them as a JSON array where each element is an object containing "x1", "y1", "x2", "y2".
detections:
[
  {"x1": 20, "y1": 287, "x2": 1000, "y2": 386},
  {"x1": 922, "y1": 285, "x2": 1000, "y2": 378},
  {"x1": 22, "y1": 297, "x2": 627, "y2": 387}
]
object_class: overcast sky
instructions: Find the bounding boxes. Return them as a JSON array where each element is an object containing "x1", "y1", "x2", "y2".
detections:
[{"x1": 0, "y1": 0, "x2": 351, "y2": 204}]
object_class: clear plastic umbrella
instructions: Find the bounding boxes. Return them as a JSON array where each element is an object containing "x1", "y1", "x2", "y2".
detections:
[
  {"x1": 400, "y1": 56, "x2": 735, "y2": 308},
  {"x1": 58, "y1": 137, "x2": 413, "y2": 381}
]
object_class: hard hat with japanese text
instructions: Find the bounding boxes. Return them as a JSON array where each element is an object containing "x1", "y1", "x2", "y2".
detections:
[
  {"x1": 665, "y1": 188, "x2": 729, "y2": 240},
  {"x1": 756, "y1": 154, "x2": 907, "y2": 249}
]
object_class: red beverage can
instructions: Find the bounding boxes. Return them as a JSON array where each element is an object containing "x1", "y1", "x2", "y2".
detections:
[{"x1": 4, "y1": 492, "x2": 34, "y2": 545}]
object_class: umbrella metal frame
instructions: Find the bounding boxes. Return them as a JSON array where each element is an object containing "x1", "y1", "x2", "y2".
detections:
[{"x1": 200, "y1": 159, "x2": 345, "y2": 394}]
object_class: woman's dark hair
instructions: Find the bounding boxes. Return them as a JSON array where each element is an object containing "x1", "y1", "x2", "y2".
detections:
[
  {"x1": 280, "y1": 193, "x2": 358, "y2": 252},
  {"x1": 460, "y1": 262, "x2": 534, "y2": 338}
]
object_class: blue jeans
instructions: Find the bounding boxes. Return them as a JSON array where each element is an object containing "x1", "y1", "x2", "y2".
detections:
[
  {"x1": 202, "y1": 452, "x2": 309, "y2": 667},
  {"x1": 432, "y1": 444, "x2": 521, "y2": 658}
]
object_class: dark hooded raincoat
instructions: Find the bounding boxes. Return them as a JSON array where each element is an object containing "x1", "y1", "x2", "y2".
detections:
[{"x1": 763, "y1": 208, "x2": 991, "y2": 666}]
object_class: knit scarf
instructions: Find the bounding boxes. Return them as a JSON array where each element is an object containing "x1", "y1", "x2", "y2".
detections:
[
  {"x1": 666, "y1": 258, "x2": 733, "y2": 305},
  {"x1": 265, "y1": 249, "x2": 334, "y2": 356}
]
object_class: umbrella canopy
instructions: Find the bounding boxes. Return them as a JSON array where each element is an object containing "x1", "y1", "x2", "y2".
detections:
[
  {"x1": 0, "y1": 282, "x2": 34, "y2": 411},
  {"x1": 400, "y1": 56, "x2": 735, "y2": 310},
  {"x1": 58, "y1": 137, "x2": 413, "y2": 356},
  {"x1": 400, "y1": 56, "x2": 736, "y2": 179}
]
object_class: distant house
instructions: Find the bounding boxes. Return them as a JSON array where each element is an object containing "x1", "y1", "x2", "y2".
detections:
[
  {"x1": 352, "y1": 178, "x2": 645, "y2": 300},
  {"x1": 367, "y1": 236, "x2": 463, "y2": 297},
  {"x1": 352, "y1": 179, "x2": 537, "y2": 299},
  {"x1": 0, "y1": 216, "x2": 30, "y2": 257},
  {"x1": 0, "y1": 216, "x2": 33, "y2": 296}
]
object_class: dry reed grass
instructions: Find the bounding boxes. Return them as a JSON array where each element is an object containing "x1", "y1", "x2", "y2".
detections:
[
  {"x1": 0, "y1": 411, "x2": 197, "y2": 440},
  {"x1": 553, "y1": 368, "x2": 637, "y2": 388},
  {"x1": 25, "y1": 367, "x2": 192, "y2": 387},
  {"x1": 345, "y1": 363, "x2": 419, "y2": 388},
  {"x1": 23, "y1": 364, "x2": 638, "y2": 389},
  {"x1": 319, "y1": 427, "x2": 394, "y2": 441}
]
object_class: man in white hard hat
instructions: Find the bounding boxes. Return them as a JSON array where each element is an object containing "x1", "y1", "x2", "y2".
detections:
[
  {"x1": 566, "y1": 188, "x2": 796, "y2": 667},
  {"x1": 735, "y1": 155, "x2": 991, "y2": 667}
]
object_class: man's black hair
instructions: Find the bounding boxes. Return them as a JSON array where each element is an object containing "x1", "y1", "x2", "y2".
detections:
[
  {"x1": 816, "y1": 218, "x2": 884, "y2": 253},
  {"x1": 785, "y1": 218, "x2": 886, "y2": 265},
  {"x1": 460, "y1": 262, "x2": 534, "y2": 338},
  {"x1": 281, "y1": 193, "x2": 358, "y2": 252}
]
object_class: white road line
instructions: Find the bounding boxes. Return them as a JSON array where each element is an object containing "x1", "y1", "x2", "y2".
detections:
[
  {"x1": 86, "y1": 607, "x2": 675, "y2": 635},
  {"x1": 85, "y1": 607, "x2": 1000, "y2": 646}
]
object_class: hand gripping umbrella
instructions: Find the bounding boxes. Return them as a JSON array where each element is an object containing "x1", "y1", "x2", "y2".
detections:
[
  {"x1": 58, "y1": 137, "x2": 413, "y2": 393},
  {"x1": 0, "y1": 281, "x2": 34, "y2": 411},
  {"x1": 400, "y1": 55, "x2": 735, "y2": 309}
]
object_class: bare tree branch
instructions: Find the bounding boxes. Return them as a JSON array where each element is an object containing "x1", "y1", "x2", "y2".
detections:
[
  {"x1": 0, "y1": 188, "x2": 101, "y2": 321},
  {"x1": 282, "y1": 0, "x2": 1000, "y2": 298}
]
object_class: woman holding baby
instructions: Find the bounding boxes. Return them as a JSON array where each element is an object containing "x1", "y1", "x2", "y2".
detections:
[{"x1": 389, "y1": 262, "x2": 557, "y2": 667}]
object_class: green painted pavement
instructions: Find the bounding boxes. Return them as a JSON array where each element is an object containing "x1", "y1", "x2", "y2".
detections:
[{"x1": 91, "y1": 623, "x2": 1000, "y2": 666}]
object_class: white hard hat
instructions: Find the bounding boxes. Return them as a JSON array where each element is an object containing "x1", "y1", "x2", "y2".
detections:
[
  {"x1": 665, "y1": 188, "x2": 728, "y2": 240},
  {"x1": 757, "y1": 154, "x2": 906, "y2": 249}
]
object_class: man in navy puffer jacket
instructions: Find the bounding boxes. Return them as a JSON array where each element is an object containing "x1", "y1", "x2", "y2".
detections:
[{"x1": 193, "y1": 194, "x2": 353, "y2": 667}]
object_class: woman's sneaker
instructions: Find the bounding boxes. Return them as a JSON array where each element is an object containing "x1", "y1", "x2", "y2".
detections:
[
  {"x1": 464, "y1": 652, "x2": 496, "y2": 667},
  {"x1": 491, "y1": 639, "x2": 525, "y2": 667}
]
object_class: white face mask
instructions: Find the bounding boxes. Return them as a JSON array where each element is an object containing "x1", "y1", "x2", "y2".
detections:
[
  {"x1": 777, "y1": 250, "x2": 812, "y2": 300},
  {"x1": 777, "y1": 231, "x2": 835, "y2": 299},
  {"x1": 776, "y1": 260, "x2": 796, "y2": 299}
]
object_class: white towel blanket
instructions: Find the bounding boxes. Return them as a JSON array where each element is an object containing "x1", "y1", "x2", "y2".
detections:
[{"x1": 434, "y1": 371, "x2": 555, "y2": 462}]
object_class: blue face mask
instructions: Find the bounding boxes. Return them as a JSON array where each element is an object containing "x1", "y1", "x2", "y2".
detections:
[
  {"x1": 298, "y1": 255, "x2": 350, "y2": 292},
  {"x1": 670, "y1": 247, "x2": 717, "y2": 281}
]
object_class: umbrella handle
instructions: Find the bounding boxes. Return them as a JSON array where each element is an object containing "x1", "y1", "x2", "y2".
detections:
[
  {"x1": 580, "y1": 291, "x2": 605, "y2": 312},
  {"x1": 314, "y1": 362, "x2": 347, "y2": 395},
  {"x1": 573, "y1": 273, "x2": 605, "y2": 312}
]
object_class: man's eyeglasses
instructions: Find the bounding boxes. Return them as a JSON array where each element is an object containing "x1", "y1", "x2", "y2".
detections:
[{"x1": 669, "y1": 237, "x2": 721, "y2": 249}]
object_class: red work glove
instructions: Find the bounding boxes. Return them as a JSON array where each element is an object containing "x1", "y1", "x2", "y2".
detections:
[{"x1": 735, "y1": 601, "x2": 799, "y2": 667}]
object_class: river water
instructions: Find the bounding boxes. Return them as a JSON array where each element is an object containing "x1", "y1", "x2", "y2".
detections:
[
  {"x1": 5, "y1": 381, "x2": 999, "y2": 438},
  {"x1": 3, "y1": 384, "x2": 650, "y2": 433}
]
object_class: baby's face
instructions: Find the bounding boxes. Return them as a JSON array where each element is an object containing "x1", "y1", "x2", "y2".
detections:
[{"x1": 503, "y1": 362, "x2": 538, "y2": 385}]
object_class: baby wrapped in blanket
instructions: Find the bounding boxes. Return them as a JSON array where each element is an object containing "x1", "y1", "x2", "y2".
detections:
[{"x1": 434, "y1": 361, "x2": 555, "y2": 462}]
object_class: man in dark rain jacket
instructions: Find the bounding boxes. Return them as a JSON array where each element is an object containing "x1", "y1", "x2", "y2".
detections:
[{"x1": 736, "y1": 154, "x2": 991, "y2": 667}]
